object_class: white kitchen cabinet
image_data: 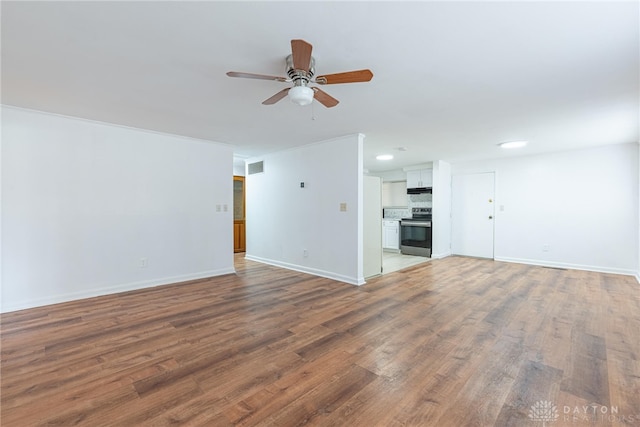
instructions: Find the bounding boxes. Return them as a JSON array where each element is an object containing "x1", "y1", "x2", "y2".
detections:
[
  {"x1": 382, "y1": 220, "x2": 400, "y2": 250},
  {"x1": 406, "y1": 169, "x2": 433, "y2": 188}
]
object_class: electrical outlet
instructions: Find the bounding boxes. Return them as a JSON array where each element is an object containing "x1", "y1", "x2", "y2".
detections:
[
  {"x1": 223, "y1": 204, "x2": 228, "y2": 212},
  {"x1": 542, "y1": 244, "x2": 550, "y2": 252},
  {"x1": 216, "y1": 204, "x2": 221, "y2": 212},
  {"x1": 340, "y1": 202, "x2": 347, "y2": 212},
  {"x1": 303, "y1": 249, "x2": 308, "y2": 258},
  {"x1": 139, "y1": 257, "x2": 148, "y2": 268}
]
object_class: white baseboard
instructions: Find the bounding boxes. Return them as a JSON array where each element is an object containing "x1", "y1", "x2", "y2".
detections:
[
  {"x1": 494, "y1": 256, "x2": 637, "y2": 278},
  {"x1": 244, "y1": 255, "x2": 364, "y2": 286},
  {"x1": 1, "y1": 267, "x2": 236, "y2": 313},
  {"x1": 431, "y1": 251, "x2": 452, "y2": 260}
]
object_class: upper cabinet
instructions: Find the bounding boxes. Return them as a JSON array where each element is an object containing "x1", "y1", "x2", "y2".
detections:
[{"x1": 406, "y1": 169, "x2": 433, "y2": 188}]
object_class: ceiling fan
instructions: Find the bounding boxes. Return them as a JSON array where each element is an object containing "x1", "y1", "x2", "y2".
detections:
[{"x1": 227, "y1": 39, "x2": 373, "y2": 108}]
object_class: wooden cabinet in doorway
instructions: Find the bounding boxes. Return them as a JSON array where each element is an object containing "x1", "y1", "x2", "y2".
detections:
[{"x1": 233, "y1": 176, "x2": 246, "y2": 253}]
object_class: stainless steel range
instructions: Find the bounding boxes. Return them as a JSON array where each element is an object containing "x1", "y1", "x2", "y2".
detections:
[{"x1": 400, "y1": 207, "x2": 432, "y2": 257}]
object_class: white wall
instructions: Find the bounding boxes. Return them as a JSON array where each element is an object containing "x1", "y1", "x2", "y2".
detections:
[
  {"x1": 382, "y1": 181, "x2": 408, "y2": 207},
  {"x1": 233, "y1": 156, "x2": 246, "y2": 176},
  {"x1": 432, "y1": 160, "x2": 452, "y2": 259},
  {"x1": 363, "y1": 175, "x2": 382, "y2": 279},
  {"x1": 245, "y1": 134, "x2": 364, "y2": 285},
  {"x1": 369, "y1": 169, "x2": 407, "y2": 182},
  {"x1": 451, "y1": 143, "x2": 639, "y2": 275},
  {"x1": 1, "y1": 106, "x2": 235, "y2": 312}
]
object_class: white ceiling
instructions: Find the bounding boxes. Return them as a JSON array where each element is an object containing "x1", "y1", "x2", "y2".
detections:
[{"x1": 2, "y1": 1, "x2": 638, "y2": 172}]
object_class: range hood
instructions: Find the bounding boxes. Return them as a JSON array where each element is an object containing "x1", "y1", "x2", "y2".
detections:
[{"x1": 407, "y1": 187, "x2": 432, "y2": 195}]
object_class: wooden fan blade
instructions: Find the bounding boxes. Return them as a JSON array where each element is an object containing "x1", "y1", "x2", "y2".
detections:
[
  {"x1": 227, "y1": 71, "x2": 288, "y2": 82},
  {"x1": 291, "y1": 39, "x2": 313, "y2": 72},
  {"x1": 312, "y1": 87, "x2": 339, "y2": 108},
  {"x1": 262, "y1": 88, "x2": 290, "y2": 105},
  {"x1": 315, "y1": 69, "x2": 373, "y2": 85}
]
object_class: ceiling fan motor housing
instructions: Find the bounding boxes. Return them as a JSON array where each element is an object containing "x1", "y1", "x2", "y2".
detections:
[{"x1": 286, "y1": 54, "x2": 314, "y2": 87}]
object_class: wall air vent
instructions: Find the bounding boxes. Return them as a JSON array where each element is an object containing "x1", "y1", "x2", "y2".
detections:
[{"x1": 248, "y1": 161, "x2": 264, "y2": 175}]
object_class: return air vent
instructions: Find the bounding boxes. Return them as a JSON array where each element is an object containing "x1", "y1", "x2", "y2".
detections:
[{"x1": 248, "y1": 161, "x2": 264, "y2": 175}]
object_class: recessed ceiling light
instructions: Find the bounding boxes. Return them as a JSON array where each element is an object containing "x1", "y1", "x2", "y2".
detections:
[
  {"x1": 376, "y1": 154, "x2": 394, "y2": 160},
  {"x1": 499, "y1": 140, "x2": 528, "y2": 149}
]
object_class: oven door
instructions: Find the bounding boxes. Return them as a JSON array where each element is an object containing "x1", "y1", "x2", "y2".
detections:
[{"x1": 400, "y1": 220, "x2": 432, "y2": 257}]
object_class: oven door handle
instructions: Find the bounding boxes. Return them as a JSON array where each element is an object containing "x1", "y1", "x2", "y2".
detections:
[{"x1": 401, "y1": 221, "x2": 431, "y2": 227}]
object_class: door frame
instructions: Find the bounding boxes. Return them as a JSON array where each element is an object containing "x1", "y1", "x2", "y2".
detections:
[{"x1": 233, "y1": 175, "x2": 246, "y2": 253}]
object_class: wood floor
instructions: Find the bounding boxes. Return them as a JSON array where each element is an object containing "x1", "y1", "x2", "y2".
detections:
[{"x1": 2, "y1": 255, "x2": 639, "y2": 426}]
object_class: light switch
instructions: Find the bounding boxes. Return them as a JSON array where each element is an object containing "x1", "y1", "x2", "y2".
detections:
[
  {"x1": 216, "y1": 204, "x2": 221, "y2": 212},
  {"x1": 340, "y1": 202, "x2": 347, "y2": 212},
  {"x1": 223, "y1": 204, "x2": 228, "y2": 212}
]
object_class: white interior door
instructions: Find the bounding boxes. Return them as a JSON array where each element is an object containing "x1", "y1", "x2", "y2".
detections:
[
  {"x1": 363, "y1": 176, "x2": 382, "y2": 278},
  {"x1": 451, "y1": 172, "x2": 495, "y2": 258}
]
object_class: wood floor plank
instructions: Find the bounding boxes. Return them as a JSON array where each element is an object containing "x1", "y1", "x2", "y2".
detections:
[
  {"x1": 560, "y1": 328, "x2": 611, "y2": 406},
  {"x1": 493, "y1": 360, "x2": 564, "y2": 426},
  {"x1": 1, "y1": 255, "x2": 638, "y2": 426},
  {"x1": 437, "y1": 336, "x2": 526, "y2": 426},
  {"x1": 227, "y1": 350, "x2": 363, "y2": 426},
  {"x1": 257, "y1": 363, "x2": 378, "y2": 426}
]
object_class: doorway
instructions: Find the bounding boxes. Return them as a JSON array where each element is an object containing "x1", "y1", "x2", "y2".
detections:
[
  {"x1": 233, "y1": 176, "x2": 245, "y2": 253},
  {"x1": 451, "y1": 172, "x2": 495, "y2": 258}
]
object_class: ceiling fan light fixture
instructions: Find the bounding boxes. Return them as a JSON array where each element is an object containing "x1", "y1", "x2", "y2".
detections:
[
  {"x1": 499, "y1": 140, "x2": 528, "y2": 149},
  {"x1": 288, "y1": 86, "x2": 314, "y2": 106}
]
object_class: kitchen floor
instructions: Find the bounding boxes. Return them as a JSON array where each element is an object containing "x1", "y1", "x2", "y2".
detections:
[{"x1": 382, "y1": 251, "x2": 430, "y2": 274}]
